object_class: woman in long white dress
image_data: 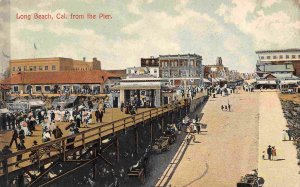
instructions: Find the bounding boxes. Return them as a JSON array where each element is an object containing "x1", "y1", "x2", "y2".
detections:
[{"x1": 21, "y1": 120, "x2": 31, "y2": 136}]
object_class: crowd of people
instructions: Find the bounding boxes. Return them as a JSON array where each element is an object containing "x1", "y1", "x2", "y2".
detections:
[{"x1": 221, "y1": 104, "x2": 231, "y2": 112}]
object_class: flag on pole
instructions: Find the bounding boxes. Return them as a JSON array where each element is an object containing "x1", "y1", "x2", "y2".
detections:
[
  {"x1": 34, "y1": 43, "x2": 37, "y2": 50},
  {"x1": 2, "y1": 50, "x2": 10, "y2": 58}
]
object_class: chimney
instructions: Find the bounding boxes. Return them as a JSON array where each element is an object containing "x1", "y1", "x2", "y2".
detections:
[
  {"x1": 93, "y1": 57, "x2": 97, "y2": 62},
  {"x1": 83, "y1": 57, "x2": 86, "y2": 62}
]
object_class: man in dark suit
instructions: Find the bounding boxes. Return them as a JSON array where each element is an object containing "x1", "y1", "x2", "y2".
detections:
[
  {"x1": 267, "y1": 145, "x2": 272, "y2": 160},
  {"x1": 95, "y1": 109, "x2": 100, "y2": 123},
  {"x1": 99, "y1": 109, "x2": 104, "y2": 123},
  {"x1": 9, "y1": 129, "x2": 18, "y2": 148}
]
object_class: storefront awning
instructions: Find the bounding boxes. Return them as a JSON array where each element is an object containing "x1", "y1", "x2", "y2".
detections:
[
  {"x1": 280, "y1": 80, "x2": 300, "y2": 85},
  {"x1": 0, "y1": 108, "x2": 9, "y2": 113},
  {"x1": 203, "y1": 78, "x2": 210, "y2": 83},
  {"x1": 29, "y1": 100, "x2": 45, "y2": 107},
  {"x1": 256, "y1": 80, "x2": 277, "y2": 85}
]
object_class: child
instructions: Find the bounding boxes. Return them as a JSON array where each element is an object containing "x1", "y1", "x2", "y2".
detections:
[{"x1": 262, "y1": 151, "x2": 265, "y2": 160}]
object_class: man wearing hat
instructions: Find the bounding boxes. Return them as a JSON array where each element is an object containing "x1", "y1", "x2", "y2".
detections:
[{"x1": 267, "y1": 145, "x2": 272, "y2": 160}]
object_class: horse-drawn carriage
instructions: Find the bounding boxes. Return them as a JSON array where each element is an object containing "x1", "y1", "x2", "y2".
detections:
[
  {"x1": 163, "y1": 124, "x2": 177, "y2": 144},
  {"x1": 152, "y1": 137, "x2": 170, "y2": 153},
  {"x1": 237, "y1": 170, "x2": 264, "y2": 187}
]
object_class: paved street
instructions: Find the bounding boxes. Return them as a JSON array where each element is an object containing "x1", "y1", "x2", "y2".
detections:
[{"x1": 165, "y1": 91, "x2": 299, "y2": 187}]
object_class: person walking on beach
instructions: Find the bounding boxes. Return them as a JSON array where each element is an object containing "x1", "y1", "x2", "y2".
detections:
[
  {"x1": 267, "y1": 145, "x2": 272, "y2": 160},
  {"x1": 282, "y1": 130, "x2": 287, "y2": 141},
  {"x1": 221, "y1": 105, "x2": 224, "y2": 111},
  {"x1": 228, "y1": 104, "x2": 231, "y2": 112},
  {"x1": 272, "y1": 146, "x2": 277, "y2": 160},
  {"x1": 196, "y1": 122, "x2": 201, "y2": 134},
  {"x1": 287, "y1": 130, "x2": 292, "y2": 141}
]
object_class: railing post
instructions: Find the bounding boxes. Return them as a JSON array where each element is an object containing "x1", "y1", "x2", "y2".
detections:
[
  {"x1": 112, "y1": 122, "x2": 115, "y2": 136},
  {"x1": 99, "y1": 126, "x2": 102, "y2": 147},
  {"x1": 82, "y1": 134, "x2": 85, "y2": 148},
  {"x1": 123, "y1": 119, "x2": 126, "y2": 134},
  {"x1": 62, "y1": 139, "x2": 66, "y2": 161},
  {"x1": 142, "y1": 112, "x2": 145, "y2": 126}
]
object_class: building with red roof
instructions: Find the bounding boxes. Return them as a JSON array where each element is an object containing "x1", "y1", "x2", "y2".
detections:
[{"x1": 1, "y1": 70, "x2": 120, "y2": 94}]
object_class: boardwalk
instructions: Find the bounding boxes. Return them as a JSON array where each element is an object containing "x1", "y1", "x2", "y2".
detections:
[
  {"x1": 163, "y1": 91, "x2": 260, "y2": 187},
  {"x1": 258, "y1": 92, "x2": 299, "y2": 187},
  {"x1": 159, "y1": 91, "x2": 300, "y2": 187}
]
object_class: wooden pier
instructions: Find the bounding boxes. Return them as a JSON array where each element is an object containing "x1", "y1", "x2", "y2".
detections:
[{"x1": 0, "y1": 95, "x2": 207, "y2": 186}]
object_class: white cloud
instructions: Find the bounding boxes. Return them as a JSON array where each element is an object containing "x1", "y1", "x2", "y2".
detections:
[
  {"x1": 216, "y1": 0, "x2": 256, "y2": 27},
  {"x1": 37, "y1": 0, "x2": 57, "y2": 8},
  {"x1": 127, "y1": 0, "x2": 157, "y2": 15},
  {"x1": 216, "y1": 0, "x2": 300, "y2": 50},
  {"x1": 261, "y1": 0, "x2": 281, "y2": 8}
]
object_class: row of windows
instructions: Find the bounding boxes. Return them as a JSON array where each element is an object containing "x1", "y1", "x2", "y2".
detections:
[
  {"x1": 74, "y1": 67, "x2": 92, "y2": 71},
  {"x1": 160, "y1": 61, "x2": 199, "y2": 67},
  {"x1": 12, "y1": 85, "x2": 104, "y2": 93},
  {"x1": 12, "y1": 85, "x2": 51, "y2": 92},
  {"x1": 260, "y1": 54, "x2": 300, "y2": 60},
  {"x1": 12, "y1": 65, "x2": 56, "y2": 72}
]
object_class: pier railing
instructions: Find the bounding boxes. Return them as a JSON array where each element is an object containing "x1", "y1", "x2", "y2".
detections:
[{"x1": 0, "y1": 96, "x2": 200, "y2": 177}]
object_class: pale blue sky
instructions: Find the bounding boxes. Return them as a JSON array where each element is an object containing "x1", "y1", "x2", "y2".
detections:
[{"x1": 2, "y1": 0, "x2": 300, "y2": 72}]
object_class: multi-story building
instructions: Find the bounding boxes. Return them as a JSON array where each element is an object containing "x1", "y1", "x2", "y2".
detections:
[
  {"x1": 141, "y1": 54, "x2": 203, "y2": 86},
  {"x1": 204, "y1": 57, "x2": 229, "y2": 80},
  {"x1": 256, "y1": 49, "x2": 300, "y2": 76},
  {"x1": 1, "y1": 70, "x2": 120, "y2": 94},
  {"x1": 9, "y1": 57, "x2": 101, "y2": 75},
  {"x1": 141, "y1": 56, "x2": 159, "y2": 67},
  {"x1": 126, "y1": 67, "x2": 159, "y2": 78}
]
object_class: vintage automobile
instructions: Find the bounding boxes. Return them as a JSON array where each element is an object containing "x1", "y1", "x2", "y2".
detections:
[
  {"x1": 152, "y1": 137, "x2": 170, "y2": 153},
  {"x1": 237, "y1": 169, "x2": 264, "y2": 187}
]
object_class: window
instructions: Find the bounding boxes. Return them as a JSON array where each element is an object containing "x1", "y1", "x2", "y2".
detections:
[
  {"x1": 260, "y1": 56, "x2": 264, "y2": 59},
  {"x1": 279, "y1": 55, "x2": 283, "y2": 59},
  {"x1": 35, "y1": 86, "x2": 42, "y2": 92},
  {"x1": 29, "y1": 66, "x2": 33, "y2": 71},
  {"x1": 267, "y1": 56, "x2": 270, "y2": 59},
  {"x1": 12, "y1": 67, "x2": 15, "y2": 71},
  {"x1": 292, "y1": 55, "x2": 296, "y2": 59},
  {"x1": 13, "y1": 86, "x2": 19, "y2": 92},
  {"x1": 52, "y1": 65, "x2": 56, "y2": 70},
  {"x1": 44, "y1": 86, "x2": 51, "y2": 92},
  {"x1": 286, "y1": 55, "x2": 289, "y2": 59},
  {"x1": 45, "y1": 66, "x2": 48, "y2": 70},
  {"x1": 273, "y1": 56, "x2": 277, "y2": 59},
  {"x1": 33, "y1": 66, "x2": 36, "y2": 71},
  {"x1": 154, "y1": 69, "x2": 157, "y2": 73},
  {"x1": 39, "y1": 66, "x2": 43, "y2": 70},
  {"x1": 23, "y1": 66, "x2": 27, "y2": 71}
]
